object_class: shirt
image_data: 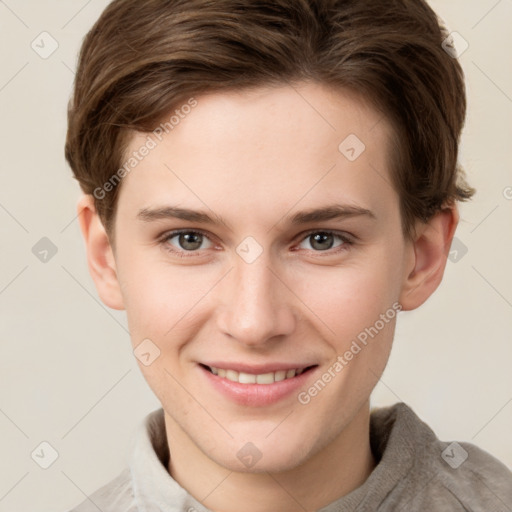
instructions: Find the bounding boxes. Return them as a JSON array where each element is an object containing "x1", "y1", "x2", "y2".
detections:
[{"x1": 67, "y1": 402, "x2": 512, "y2": 511}]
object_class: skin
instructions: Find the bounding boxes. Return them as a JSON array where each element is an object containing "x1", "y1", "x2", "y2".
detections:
[{"x1": 78, "y1": 81, "x2": 458, "y2": 512}]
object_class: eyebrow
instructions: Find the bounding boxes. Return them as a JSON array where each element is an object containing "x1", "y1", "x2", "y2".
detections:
[{"x1": 136, "y1": 204, "x2": 376, "y2": 227}]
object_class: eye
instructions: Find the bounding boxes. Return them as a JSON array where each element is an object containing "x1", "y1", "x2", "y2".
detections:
[
  {"x1": 297, "y1": 231, "x2": 352, "y2": 252},
  {"x1": 162, "y1": 230, "x2": 214, "y2": 254},
  {"x1": 159, "y1": 229, "x2": 353, "y2": 258}
]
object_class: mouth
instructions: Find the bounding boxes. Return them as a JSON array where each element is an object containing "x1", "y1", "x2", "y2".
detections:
[
  {"x1": 198, "y1": 363, "x2": 318, "y2": 406},
  {"x1": 200, "y1": 364, "x2": 316, "y2": 384}
]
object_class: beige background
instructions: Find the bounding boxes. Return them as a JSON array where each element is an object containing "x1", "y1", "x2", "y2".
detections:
[{"x1": 0, "y1": 1, "x2": 511, "y2": 510}]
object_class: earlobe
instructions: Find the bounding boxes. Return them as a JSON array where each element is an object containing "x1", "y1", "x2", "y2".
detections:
[
  {"x1": 77, "y1": 195, "x2": 125, "y2": 310},
  {"x1": 399, "y1": 204, "x2": 459, "y2": 311}
]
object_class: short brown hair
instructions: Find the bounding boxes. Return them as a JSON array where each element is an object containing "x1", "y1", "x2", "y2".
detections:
[{"x1": 65, "y1": 0, "x2": 475, "y2": 240}]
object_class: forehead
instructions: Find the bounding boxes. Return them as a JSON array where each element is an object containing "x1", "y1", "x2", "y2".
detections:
[{"x1": 117, "y1": 82, "x2": 396, "y2": 224}]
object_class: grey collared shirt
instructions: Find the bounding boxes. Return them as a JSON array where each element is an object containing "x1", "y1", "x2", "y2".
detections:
[{"x1": 67, "y1": 403, "x2": 512, "y2": 511}]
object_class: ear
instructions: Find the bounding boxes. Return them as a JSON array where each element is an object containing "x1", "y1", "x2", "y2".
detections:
[
  {"x1": 399, "y1": 203, "x2": 459, "y2": 311},
  {"x1": 77, "y1": 195, "x2": 125, "y2": 310}
]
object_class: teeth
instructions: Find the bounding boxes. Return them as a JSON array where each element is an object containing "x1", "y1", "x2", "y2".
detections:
[
  {"x1": 226, "y1": 369, "x2": 238, "y2": 381},
  {"x1": 209, "y1": 366, "x2": 306, "y2": 384},
  {"x1": 274, "y1": 370, "x2": 286, "y2": 382},
  {"x1": 256, "y1": 372, "x2": 274, "y2": 384},
  {"x1": 239, "y1": 372, "x2": 256, "y2": 384}
]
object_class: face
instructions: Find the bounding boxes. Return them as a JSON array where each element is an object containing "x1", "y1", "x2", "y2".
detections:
[{"x1": 110, "y1": 82, "x2": 413, "y2": 472}]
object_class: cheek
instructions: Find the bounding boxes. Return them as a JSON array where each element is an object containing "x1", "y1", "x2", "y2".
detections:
[
  {"x1": 118, "y1": 251, "x2": 201, "y2": 329},
  {"x1": 291, "y1": 254, "x2": 400, "y2": 345}
]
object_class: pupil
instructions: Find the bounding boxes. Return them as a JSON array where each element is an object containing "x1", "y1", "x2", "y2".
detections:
[
  {"x1": 311, "y1": 232, "x2": 333, "y2": 251},
  {"x1": 180, "y1": 233, "x2": 202, "y2": 250}
]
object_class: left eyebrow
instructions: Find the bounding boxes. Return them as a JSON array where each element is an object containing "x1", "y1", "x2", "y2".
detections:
[
  {"x1": 136, "y1": 203, "x2": 376, "y2": 228},
  {"x1": 288, "y1": 204, "x2": 377, "y2": 224}
]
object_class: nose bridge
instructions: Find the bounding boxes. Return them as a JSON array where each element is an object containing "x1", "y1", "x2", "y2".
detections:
[{"x1": 217, "y1": 251, "x2": 295, "y2": 345}]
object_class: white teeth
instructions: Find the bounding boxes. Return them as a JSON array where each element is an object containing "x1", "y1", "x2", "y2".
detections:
[
  {"x1": 239, "y1": 372, "x2": 257, "y2": 384},
  {"x1": 256, "y1": 372, "x2": 274, "y2": 384},
  {"x1": 274, "y1": 370, "x2": 286, "y2": 382},
  {"x1": 208, "y1": 366, "x2": 306, "y2": 384},
  {"x1": 226, "y1": 369, "x2": 238, "y2": 382}
]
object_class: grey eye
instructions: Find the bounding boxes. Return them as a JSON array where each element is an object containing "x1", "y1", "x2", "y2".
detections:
[
  {"x1": 299, "y1": 232, "x2": 346, "y2": 251},
  {"x1": 168, "y1": 232, "x2": 212, "y2": 251}
]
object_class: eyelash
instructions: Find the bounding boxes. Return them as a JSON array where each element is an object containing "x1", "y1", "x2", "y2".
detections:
[{"x1": 158, "y1": 228, "x2": 354, "y2": 258}]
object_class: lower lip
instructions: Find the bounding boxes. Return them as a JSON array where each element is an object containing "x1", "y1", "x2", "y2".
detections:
[{"x1": 199, "y1": 365, "x2": 317, "y2": 407}]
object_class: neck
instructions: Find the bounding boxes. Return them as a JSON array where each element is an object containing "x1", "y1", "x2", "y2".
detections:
[{"x1": 165, "y1": 402, "x2": 375, "y2": 512}]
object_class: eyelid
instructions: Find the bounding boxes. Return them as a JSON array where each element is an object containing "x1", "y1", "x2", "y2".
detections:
[{"x1": 296, "y1": 228, "x2": 355, "y2": 244}]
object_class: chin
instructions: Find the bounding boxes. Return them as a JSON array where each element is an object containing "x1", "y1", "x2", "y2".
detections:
[
  {"x1": 220, "y1": 450, "x2": 309, "y2": 474},
  {"x1": 205, "y1": 433, "x2": 317, "y2": 474}
]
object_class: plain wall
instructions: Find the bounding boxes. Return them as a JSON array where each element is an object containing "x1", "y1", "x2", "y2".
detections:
[{"x1": 0, "y1": 1, "x2": 511, "y2": 510}]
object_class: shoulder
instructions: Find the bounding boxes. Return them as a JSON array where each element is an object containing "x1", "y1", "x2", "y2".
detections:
[
  {"x1": 66, "y1": 467, "x2": 136, "y2": 512},
  {"x1": 371, "y1": 403, "x2": 512, "y2": 510},
  {"x1": 402, "y1": 441, "x2": 512, "y2": 510},
  {"x1": 432, "y1": 440, "x2": 512, "y2": 509}
]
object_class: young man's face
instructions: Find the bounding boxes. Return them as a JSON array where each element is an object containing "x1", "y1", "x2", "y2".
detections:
[{"x1": 86, "y1": 82, "x2": 452, "y2": 474}]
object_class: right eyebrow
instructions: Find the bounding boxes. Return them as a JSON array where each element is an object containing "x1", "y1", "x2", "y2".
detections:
[{"x1": 137, "y1": 206, "x2": 220, "y2": 224}]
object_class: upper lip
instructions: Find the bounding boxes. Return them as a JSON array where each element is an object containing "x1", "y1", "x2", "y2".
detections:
[{"x1": 200, "y1": 362, "x2": 317, "y2": 374}]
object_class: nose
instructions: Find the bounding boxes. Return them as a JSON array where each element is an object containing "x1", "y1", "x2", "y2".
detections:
[{"x1": 216, "y1": 255, "x2": 297, "y2": 348}]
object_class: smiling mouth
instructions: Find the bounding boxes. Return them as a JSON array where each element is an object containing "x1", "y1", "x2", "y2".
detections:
[{"x1": 200, "y1": 364, "x2": 317, "y2": 385}]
